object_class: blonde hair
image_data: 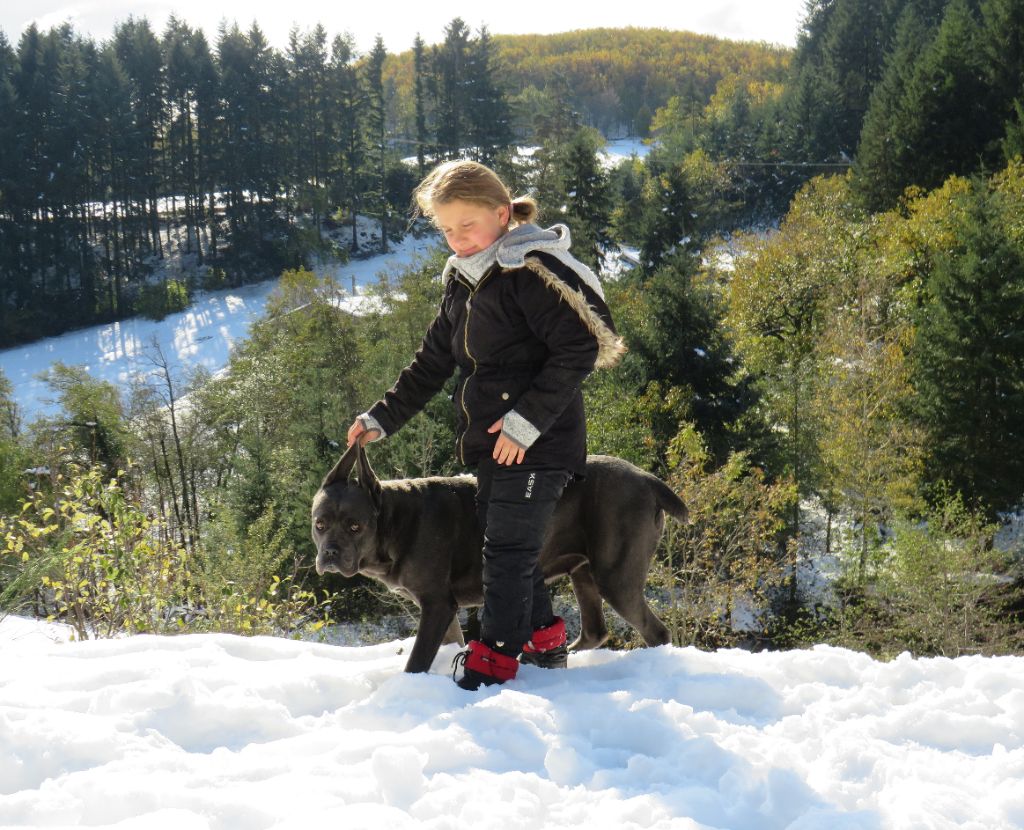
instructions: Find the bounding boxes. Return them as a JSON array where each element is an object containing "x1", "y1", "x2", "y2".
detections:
[{"x1": 412, "y1": 159, "x2": 538, "y2": 227}]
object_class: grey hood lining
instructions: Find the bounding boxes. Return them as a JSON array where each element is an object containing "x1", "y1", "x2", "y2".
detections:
[{"x1": 442, "y1": 223, "x2": 606, "y2": 301}]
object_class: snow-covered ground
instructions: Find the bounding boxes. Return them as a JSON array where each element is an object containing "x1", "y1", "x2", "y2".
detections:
[
  {"x1": 600, "y1": 136, "x2": 651, "y2": 168},
  {"x1": 0, "y1": 229, "x2": 438, "y2": 424},
  {"x1": 1, "y1": 615, "x2": 1021, "y2": 830},
  {"x1": 517, "y1": 137, "x2": 651, "y2": 172}
]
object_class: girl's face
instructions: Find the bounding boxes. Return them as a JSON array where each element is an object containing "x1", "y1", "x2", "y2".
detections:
[{"x1": 434, "y1": 199, "x2": 509, "y2": 257}]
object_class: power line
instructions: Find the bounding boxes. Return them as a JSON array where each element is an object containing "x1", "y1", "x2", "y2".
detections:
[{"x1": 729, "y1": 161, "x2": 856, "y2": 169}]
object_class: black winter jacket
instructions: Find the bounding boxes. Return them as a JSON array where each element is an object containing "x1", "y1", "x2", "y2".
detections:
[{"x1": 366, "y1": 250, "x2": 626, "y2": 475}]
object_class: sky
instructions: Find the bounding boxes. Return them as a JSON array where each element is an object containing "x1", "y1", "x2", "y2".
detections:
[{"x1": 0, "y1": 0, "x2": 808, "y2": 54}]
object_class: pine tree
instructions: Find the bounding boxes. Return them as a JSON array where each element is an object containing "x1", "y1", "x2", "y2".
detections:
[
  {"x1": 328, "y1": 33, "x2": 366, "y2": 253},
  {"x1": 216, "y1": 23, "x2": 285, "y2": 264},
  {"x1": 853, "y1": 7, "x2": 936, "y2": 209},
  {"x1": 559, "y1": 127, "x2": 612, "y2": 271},
  {"x1": 901, "y1": 0, "x2": 994, "y2": 188},
  {"x1": 113, "y1": 18, "x2": 166, "y2": 256},
  {"x1": 623, "y1": 252, "x2": 755, "y2": 464},
  {"x1": 980, "y1": 0, "x2": 1024, "y2": 110},
  {"x1": 54, "y1": 29, "x2": 98, "y2": 315},
  {"x1": 819, "y1": 0, "x2": 890, "y2": 156},
  {"x1": 412, "y1": 34, "x2": 429, "y2": 176},
  {"x1": 637, "y1": 157, "x2": 695, "y2": 272},
  {"x1": 911, "y1": 183, "x2": 1024, "y2": 513},
  {"x1": 88, "y1": 43, "x2": 135, "y2": 312},
  {"x1": 287, "y1": 25, "x2": 331, "y2": 240},
  {"x1": 0, "y1": 32, "x2": 17, "y2": 337},
  {"x1": 162, "y1": 18, "x2": 207, "y2": 261},
  {"x1": 191, "y1": 30, "x2": 220, "y2": 267},
  {"x1": 464, "y1": 26, "x2": 512, "y2": 165},
  {"x1": 364, "y1": 36, "x2": 389, "y2": 253},
  {"x1": 856, "y1": 0, "x2": 993, "y2": 209},
  {"x1": 980, "y1": 0, "x2": 1024, "y2": 157},
  {"x1": 433, "y1": 18, "x2": 470, "y2": 158}
]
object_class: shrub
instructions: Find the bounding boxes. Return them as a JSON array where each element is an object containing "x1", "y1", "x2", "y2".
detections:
[
  {"x1": 825, "y1": 487, "x2": 1022, "y2": 658},
  {"x1": 136, "y1": 279, "x2": 190, "y2": 320},
  {"x1": 1, "y1": 465, "x2": 331, "y2": 639},
  {"x1": 650, "y1": 423, "x2": 796, "y2": 649},
  {"x1": 1, "y1": 465, "x2": 191, "y2": 638},
  {"x1": 193, "y1": 503, "x2": 331, "y2": 636}
]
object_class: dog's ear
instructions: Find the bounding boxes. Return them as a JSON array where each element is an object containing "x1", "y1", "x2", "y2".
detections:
[
  {"x1": 356, "y1": 443, "x2": 383, "y2": 513},
  {"x1": 321, "y1": 442, "x2": 359, "y2": 489}
]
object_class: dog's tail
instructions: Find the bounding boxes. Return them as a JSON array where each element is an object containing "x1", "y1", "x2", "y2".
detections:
[{"x1": 647, "y1": 475, "x2": 688, "y2": 524}]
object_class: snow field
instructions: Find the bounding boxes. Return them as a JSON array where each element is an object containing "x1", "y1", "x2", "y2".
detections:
[
  {"x1": 0, "y1": 229, "x2": 437, "y2": 424},
  {"x1": 2, "y1": 617, "x2": 1022, "y2": 829}
]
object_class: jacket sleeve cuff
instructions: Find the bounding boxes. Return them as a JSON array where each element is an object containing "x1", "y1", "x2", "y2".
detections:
[
  {"x1": 501, "y1": 409, "x2": 540, "y2": 449},
  {"x1": 358, "y1": 412, "x2": 387, "y2": 440}
]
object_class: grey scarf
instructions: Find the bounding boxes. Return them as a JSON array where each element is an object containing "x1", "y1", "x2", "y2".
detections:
[{"x1": 444, "y1": 223, "x2": 606, "y2": 300}]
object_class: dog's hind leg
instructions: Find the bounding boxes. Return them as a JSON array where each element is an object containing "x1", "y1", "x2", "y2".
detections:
[
  {"x1": 404, "y1": 596, "x2": 459, "y2": 673},
  {"x1": 604, "y1": 590, "x2": 670, "y2": 647},
  {"x1": 598, "y1": 555, "x2": 671, "y2": 648},
  {"x1": 568, "y1": 564, "x2": 609, "y2": 651}
]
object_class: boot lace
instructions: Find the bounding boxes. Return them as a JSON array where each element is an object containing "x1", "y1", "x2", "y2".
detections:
[{"x1": 451, "y1": 647, "x2": 470, "y2": 681}]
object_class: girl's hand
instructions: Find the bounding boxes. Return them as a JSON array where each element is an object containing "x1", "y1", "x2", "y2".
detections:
[
  {"x1": 488, "y1": 418, "x2": 525, "y2": 465},
  {"x1": 347, "y1": 418, "x2": 380, "y2": 448}
]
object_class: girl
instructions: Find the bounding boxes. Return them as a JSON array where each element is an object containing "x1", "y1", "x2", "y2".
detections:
[{"x1": 346, "y1": 159, "x2": 625, "y2": 690}]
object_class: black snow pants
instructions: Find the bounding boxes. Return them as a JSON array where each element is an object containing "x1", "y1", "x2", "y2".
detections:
[{"x1": 474, "y1": 456, "x2": 573, "y2": 655}]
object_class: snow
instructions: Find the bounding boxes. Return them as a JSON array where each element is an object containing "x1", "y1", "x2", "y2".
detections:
[
  {"x1": 2, "y1": 616, "x2": 1022, "y2": 829},
  {"x1": 485, "y1": 138, "x2": 649, "y2": 172},
  {"x1": 600, "y1": 137, "x2": 651, "y2": 169},
  {"x1": 0, "y1": 231, "x2": 438, "y2": 424}
]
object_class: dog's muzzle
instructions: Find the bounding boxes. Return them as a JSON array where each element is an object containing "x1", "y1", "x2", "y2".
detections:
[{"x1": 315, "y1": 544, "x2": 358, "y2": 578}]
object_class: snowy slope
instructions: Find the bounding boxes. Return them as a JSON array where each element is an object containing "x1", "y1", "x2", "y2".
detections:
[
  {"x1": 1, "y1": 616, "x2": 1021, "y2": 830},
  {"x1": 0, "y1": 232, "x2": 438, "y2": 424}
]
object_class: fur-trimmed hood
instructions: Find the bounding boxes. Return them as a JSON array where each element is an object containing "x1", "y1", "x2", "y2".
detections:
[
  {"x1": 518, "y1": 253, "x2": 627, "y2": 370},
  {"x1": 442, "y1": 223, "x2": 626, "y2": 369}
]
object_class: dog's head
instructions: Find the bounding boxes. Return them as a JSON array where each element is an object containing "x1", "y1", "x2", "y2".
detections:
[{"x1": 311, "y1": 442, "x2": 384, "y2": 577}]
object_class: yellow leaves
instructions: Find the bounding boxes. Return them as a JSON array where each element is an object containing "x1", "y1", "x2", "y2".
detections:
[{"x1": 4, "y1": 463, "x2": 331, "y2": 641}]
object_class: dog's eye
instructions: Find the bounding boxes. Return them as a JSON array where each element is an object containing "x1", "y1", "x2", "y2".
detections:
[
  {"x1": 348, "y1": 521, "x2": 360, "y2": 533},
  {"x1": 314, "y1": 519, "x2": 325, "y2": 532}
]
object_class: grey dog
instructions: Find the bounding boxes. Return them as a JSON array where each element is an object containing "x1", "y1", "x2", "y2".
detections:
[{"x1": 312, "y1": 442, "x2": 686, "y2": 673}]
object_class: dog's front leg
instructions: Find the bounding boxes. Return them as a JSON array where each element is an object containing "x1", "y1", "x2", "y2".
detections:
[{"x1": 404, "y1": 597, "x2": 459, "y2": 673}]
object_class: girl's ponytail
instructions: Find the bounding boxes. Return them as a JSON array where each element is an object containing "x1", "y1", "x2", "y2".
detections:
[{"x1": 510, "y1": 196, "x2": 538, "y2": 226}]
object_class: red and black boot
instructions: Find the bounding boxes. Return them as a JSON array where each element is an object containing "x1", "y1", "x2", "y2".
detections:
[
  {"x1": 519, "y1": 617, "x2": 568, "y2": 669},
  {"x1": 452, "y1": 640, "x2": 519, "y2": 690}
]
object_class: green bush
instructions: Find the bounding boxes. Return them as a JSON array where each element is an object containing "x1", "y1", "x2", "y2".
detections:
[
  {"x1": 1, "y1": 465, "x2": 330, "y2": 640},
  {"x1": 824, "y1": 488, "x2": 1022, "y2": 658},
  {"x1": 650, "y1": 422, "x2": 796, "y2": 649},
  {"x1": 1, "y1": 465, "x2": 192, "y2": 638},
  {"x1": 194, "y1": 503, "x2": 331, "y2": 636},
  {"x1": 136, "y1": 279, "x2": 190, "y2": 320},
  {"x1": 201, "y1": 267, "x2": 229, "y2": 291}
]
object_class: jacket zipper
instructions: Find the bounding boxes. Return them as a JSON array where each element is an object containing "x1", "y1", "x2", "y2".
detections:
[{"x1": 456, "y1": 264, "x2": 499, "y2": 465}]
